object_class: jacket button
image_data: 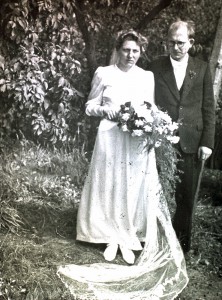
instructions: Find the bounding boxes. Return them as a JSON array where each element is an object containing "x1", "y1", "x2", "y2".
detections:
[{"x1": 179, "y1": 106, "x2": 183, "y2": 109}]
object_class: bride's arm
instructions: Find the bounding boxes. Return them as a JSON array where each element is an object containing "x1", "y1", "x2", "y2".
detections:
[
  {"x1": 85, "y1": 67, "x2": 106, "y2": 117},
  {"x1": 86, "y1": 67, "x2": 120, "y2": 120}
]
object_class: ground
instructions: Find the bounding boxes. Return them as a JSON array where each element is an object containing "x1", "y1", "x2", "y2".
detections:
[
  {"x1": 0, "y1": 167, "x2": 221, "y2": 299},
  {"x1": 176, "y1": 168, "x2": 222, "y2": 300}
]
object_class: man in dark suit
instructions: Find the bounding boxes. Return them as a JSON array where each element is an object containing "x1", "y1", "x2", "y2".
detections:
[{"x1": 148, "y1": 20, "x2": 216, "y2": 253}]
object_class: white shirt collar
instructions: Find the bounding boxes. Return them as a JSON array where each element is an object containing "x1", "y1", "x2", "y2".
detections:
[{"x1": 170, "y1": 54, "x2": 189, "y2": 68}]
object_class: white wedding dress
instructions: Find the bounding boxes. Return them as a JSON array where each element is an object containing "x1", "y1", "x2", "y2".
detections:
[{"x1": 57, "y1": 65, "x2": 189, "y2": 299}]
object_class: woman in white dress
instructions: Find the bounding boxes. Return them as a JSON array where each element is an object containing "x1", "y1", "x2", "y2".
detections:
[
  {"x1": 77, "y1": 30, "x2": 155, "y2": 264},
  {"x1": 57, "y1": 30, "x2": 189, "y2": 300}
]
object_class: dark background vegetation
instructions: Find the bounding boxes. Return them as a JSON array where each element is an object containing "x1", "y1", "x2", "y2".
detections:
[{"x1": 0, "y1": 0, "x2": 221, "y2": 299}]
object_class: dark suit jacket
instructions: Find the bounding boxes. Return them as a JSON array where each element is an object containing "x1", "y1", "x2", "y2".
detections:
[{"x1": 148, "y1": 56, "x2": 216, "y2": 153}]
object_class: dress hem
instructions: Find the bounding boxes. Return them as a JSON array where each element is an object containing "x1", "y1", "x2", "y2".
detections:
[{"x1": 76, "y1": 236, "x2": 145, "y2": 251}]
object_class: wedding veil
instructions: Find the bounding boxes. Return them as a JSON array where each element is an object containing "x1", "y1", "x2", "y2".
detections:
[{"x1": 57, "y1": 149, "x2": 188, "y2": 299}]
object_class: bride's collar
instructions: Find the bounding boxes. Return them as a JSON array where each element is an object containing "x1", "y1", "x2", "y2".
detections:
[{"x1": 115, "y1": 64, "x2": 135, "y2": 73}]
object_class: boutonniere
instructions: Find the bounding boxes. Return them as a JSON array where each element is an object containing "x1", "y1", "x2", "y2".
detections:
[{"x1": 189, "y1": 70, "x2": 196, "y2": 79}]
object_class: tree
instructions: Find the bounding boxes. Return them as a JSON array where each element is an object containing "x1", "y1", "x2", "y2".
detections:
[
  {"x1": 0, "y1": 0, "x2": 221, "y2": 149},
  {"x1": 0, "y1": 0, "x2": 86, "y2": 146},
  {"x1": 209, "y1": 6, "x2": 222, "y2": 169}
]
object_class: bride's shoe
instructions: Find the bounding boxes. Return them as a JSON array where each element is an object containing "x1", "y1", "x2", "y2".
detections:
[
  {"x1": 120, "y1": 246, "x2": 135, "y2": 264},
  {"x1": 103, "y1": 243, "x2": 118, "y2": 261}
]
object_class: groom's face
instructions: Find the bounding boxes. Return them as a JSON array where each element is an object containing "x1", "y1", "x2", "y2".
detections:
[{"x1": 167, "y1": 26, "x2": 194, "y2": 61}]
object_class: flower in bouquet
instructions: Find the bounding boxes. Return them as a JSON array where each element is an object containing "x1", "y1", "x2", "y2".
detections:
[
  {"x1": 118, "y1": 101, "x2": 181, "y2": 206},
  {"x1": 117, "y1": 101, "x2": 180, "y2": 152}
]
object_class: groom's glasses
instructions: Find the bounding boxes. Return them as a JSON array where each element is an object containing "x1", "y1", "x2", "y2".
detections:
[{"x1": 168, "y1": 40, "x2": 187, "y2": 49}]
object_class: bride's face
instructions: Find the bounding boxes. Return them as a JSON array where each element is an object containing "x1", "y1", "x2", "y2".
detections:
[{"x1": 117, "y1": 40, "x2": 141, "y2": 71}]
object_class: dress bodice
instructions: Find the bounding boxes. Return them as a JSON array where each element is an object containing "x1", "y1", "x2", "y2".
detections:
[{"x1": 85, "y1": 65, "x2": 155, "y2": 117}]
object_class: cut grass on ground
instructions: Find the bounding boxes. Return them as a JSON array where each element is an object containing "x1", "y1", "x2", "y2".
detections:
[{"x1": 0, "y1": 141, "x2": 221, "y2": 299}]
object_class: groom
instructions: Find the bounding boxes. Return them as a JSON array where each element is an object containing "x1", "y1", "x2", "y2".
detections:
[{"x1": 148, "y1": 20, "x2": 216, "y2": 253}]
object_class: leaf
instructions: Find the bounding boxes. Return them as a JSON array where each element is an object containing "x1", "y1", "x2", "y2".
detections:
[
  {"x1": 32, "y1": 113, "x2": 39, "y2": 118},
  {"x1": 51, "y1": 113, "x2": 56, "y2": 121},
  {"x1": 44, "y1": 81, "x2": 48, "y2": 90},
  {"x1": 44, "y1": 98, "x2": 50, "y2": 110},
  {"x1": 37, "y1": 128, "x2": 42, "y2": 135},
  {"x1": 58, "y1": 102, "x2": 64, "y2": 113},
  {"x1": 32, "y1": 33, "x2": 39, "y2": 43},
  {"x1": 17, "y1": 18, "x2": 26, "y2": 29},
  {"x1": 0, "y1": 85, "x2": 6, "y2": 92},
  {"x1": 35, "y1": 93, "x2": 41, "y2": 99},
  {"x1": 58, "y1": 77, "x2": 65, "y2": 87},
  {"x1": 36, "y1": 86, "x2": 45, "y2": 95},
  {"x1": 0, "y1": 61, "x2": 4, "y2": 69},
  {"x1": 33, "y1": 124, "x2": 39, "y2": 130}
]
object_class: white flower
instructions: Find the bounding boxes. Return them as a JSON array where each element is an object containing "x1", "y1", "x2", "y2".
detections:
[
  {"x1": 167, "y1": 136, "x2": 180, "y2": 144},
  {"x1": 161, "y1": 112, "x2": 172, "y2": 123},
  {"x1": 168, "y1": 122, "x2": 179, "y2": 132},
  {"x1": 156, "y1": 127, "x2": 164, "y2": 134},
  {"x1": 132, "y1": 129, "x2": 144, "y2": 137},
  {"x1": 135, "y1": 119, "x2": 144, "y2": 127},
  {"x1": 121, "y1": 113, "x2": 130, "y2": 121},
  {"x1": 155, "y1": 141, "x2": 162, "y2": 148},
  {"x1": 143, "y1": 124, "x2": 152, "y2": 132},
  {"x1": 121, "y1": 124, "x2": 129, "y2": 132},
  {"x1": 134, "y1": 105, "x2": 154, "y2": 122}
]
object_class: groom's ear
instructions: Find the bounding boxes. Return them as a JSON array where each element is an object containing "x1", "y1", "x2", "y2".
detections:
[{"x1": 189, "y1": 38, "x2": 194, "y2": 46}]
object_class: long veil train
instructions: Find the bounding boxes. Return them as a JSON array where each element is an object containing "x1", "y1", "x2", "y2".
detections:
[{"x1": 57, "y1": 149, "x2": 188, "y2": 300}]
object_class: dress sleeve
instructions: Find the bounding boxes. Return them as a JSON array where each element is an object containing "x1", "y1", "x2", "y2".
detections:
[{"x1": 85, "y1": 67, "x2": 105, "y2": 117}]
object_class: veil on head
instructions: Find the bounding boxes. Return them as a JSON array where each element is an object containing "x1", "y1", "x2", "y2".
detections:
[{"x1": 109, "y1": 29, "x2": 148, "y2": 65}]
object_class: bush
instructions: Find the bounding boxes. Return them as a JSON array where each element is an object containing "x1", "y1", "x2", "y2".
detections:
[{"x1": 0, "y1": 0, "x2": 87, "y2": 147}]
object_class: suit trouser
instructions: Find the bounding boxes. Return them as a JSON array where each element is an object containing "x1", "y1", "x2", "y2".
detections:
[{"x1": 173, "y1": 149, "x2": 202, "y2": 252}]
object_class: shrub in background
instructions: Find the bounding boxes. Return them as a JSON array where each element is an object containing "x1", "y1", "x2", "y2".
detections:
[{"x1": 0, "y1": 0, "x2": 87, "y2": 147}]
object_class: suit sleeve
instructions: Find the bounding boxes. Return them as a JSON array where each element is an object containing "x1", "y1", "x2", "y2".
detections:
[{"x1": 200, "y1": 63, "x2": 216, "y2": 149}]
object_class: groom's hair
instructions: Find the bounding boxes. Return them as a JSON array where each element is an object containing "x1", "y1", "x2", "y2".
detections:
[{"x1": 168, "y1": 19, "x2": 195, "y2": 39}]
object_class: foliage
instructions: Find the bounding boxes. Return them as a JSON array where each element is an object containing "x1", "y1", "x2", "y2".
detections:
[
  {"x1": 0, "y1": 138, "x2": 88, "y2": 234},
  {"x1": 0, "y1": 144, "x2": 221, "y2": 298},
  {"x1": 0, "y1": 138, "x2": 89, "y2": 299},
  {"x1": 0, "y1": 166, "x2": 24, "y2": 233},
  {"x1": 74, "y1": 0, "x2": 221, "y2": 67},
  {"x1": 0, "y1": 0, "x2": 221, "y2": 150},
  {"x1": 0, "y1": 0, "x2": 87, "y2": 146}
]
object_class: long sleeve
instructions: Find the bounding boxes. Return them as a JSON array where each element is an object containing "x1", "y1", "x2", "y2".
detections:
[
  {"x1": 85, "y1": 67, "x2": 105, "y2": 117},
  {"x1": 200, "y1": 63, "x2": 216, "y2": 149}
]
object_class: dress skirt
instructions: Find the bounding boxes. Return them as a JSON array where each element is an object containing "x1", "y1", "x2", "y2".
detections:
[{"x1": 76, "y1": 118, "x2": 155, "y2": 250}]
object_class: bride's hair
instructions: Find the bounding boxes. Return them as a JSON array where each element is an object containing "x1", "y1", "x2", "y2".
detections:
[
  {"x1": 109, "y1": 29, "x2": 148, "y2": 65},
  {"x1": 115, "y1": 29, "x2": 148, "y2": 52}
]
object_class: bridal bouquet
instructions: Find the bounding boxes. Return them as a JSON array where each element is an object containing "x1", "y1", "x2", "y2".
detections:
[{"x1": 117, "y1": 101, "x2": 180, "y2": 152}]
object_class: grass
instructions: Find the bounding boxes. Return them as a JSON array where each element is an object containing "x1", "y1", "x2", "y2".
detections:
[
  {"x1": 0, "y1": 138, "x2": 221, "y2": 299},
  {"x1": 0, "y1": 139, "x2": 89, "y2": 299}
]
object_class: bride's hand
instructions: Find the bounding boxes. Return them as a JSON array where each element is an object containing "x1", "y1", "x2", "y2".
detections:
[{"x1": 102, "y1": 106, "x2": 120, "y2": 120}]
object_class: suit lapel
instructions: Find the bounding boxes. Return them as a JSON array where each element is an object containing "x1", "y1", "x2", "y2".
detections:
[
  {"x1": 159, "y1": 57, "x2": 180, "y2": 101},
  {"x1": 180, "y1": 57, "x2": 197, "y2": 102}
]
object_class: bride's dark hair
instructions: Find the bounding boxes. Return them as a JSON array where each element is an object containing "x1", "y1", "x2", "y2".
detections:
[{"x1": 115, "y1": 29, "x2": 148, "y2": 52}]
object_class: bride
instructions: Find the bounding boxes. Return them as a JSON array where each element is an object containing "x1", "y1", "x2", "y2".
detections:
[{"x1": 57, "y1": 29, "x2": 189, "y2": 299}]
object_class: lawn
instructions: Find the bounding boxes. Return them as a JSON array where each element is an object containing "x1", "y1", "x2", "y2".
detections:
[{"x1": 0, "y1": 140, "x2": 221, "y2": 299}]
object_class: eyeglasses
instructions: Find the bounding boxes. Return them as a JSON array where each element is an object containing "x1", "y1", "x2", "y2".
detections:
[{"x1": 168, "y1": 41, "x2": 187, "y2": 48}]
